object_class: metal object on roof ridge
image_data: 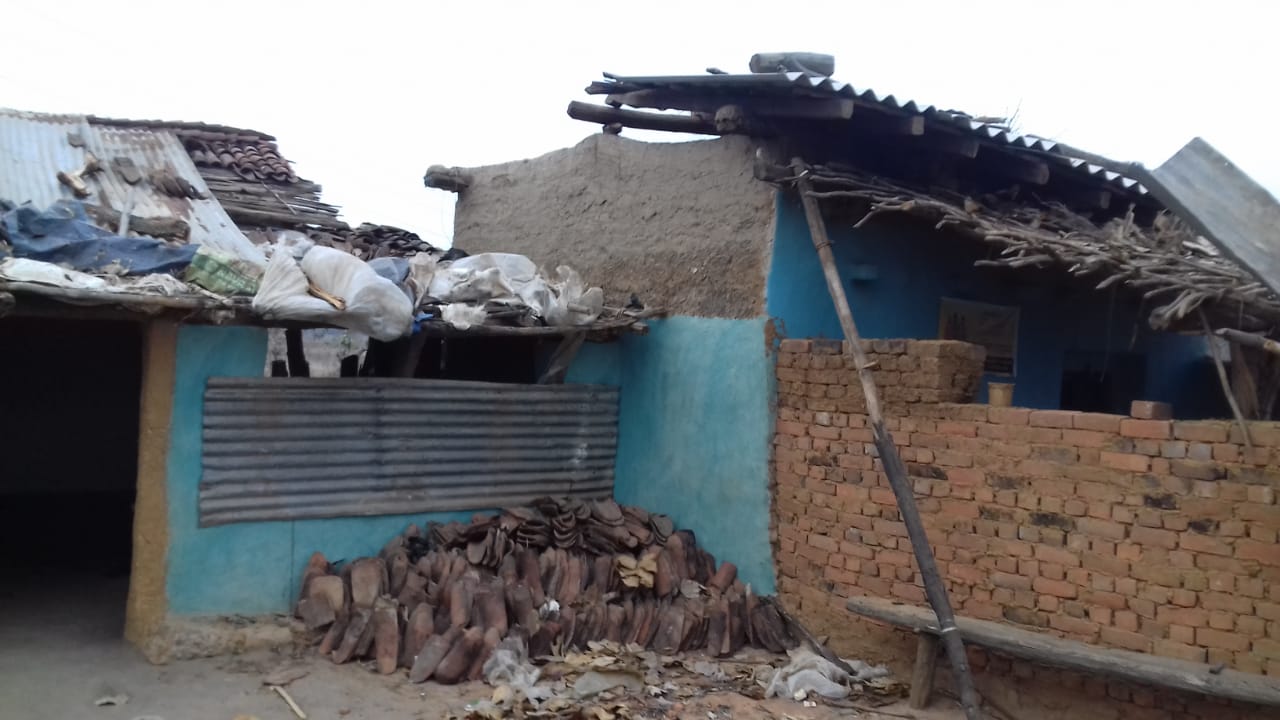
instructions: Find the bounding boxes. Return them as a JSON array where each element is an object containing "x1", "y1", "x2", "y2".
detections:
[
  {"x1": 86, "y1": 114, "x2": 276, "y2": 141},
  {"x1": 590, "y1": 70, "x2": 1144, "y2": 195}
]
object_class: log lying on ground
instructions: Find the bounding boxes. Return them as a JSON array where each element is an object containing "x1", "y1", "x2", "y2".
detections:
[{"x1": 296, "y1": 497, "x2": 796, "y2": 682}]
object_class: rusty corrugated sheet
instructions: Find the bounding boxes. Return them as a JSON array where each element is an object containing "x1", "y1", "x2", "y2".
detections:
[
  {"x1": 0, "y1": 108, "x2": 262, "y2": 261},
  {"x1": 1136, "y1": 137, "x2": 1280, "y2": 298},
  {"x1": 199, "y1": 378, "x2": 620, "y2": 526}
]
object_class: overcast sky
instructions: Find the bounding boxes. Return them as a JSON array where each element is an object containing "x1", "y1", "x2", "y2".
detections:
[{"x1": 2, "y1": 1, "x2": 1276, "y2": 247}]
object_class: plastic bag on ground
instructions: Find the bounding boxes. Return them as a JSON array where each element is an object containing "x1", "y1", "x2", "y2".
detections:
[
  {"x1": 252, "y1": 247, "x2": 413, "y2": 341},
  {"x1": 762, "y1": 647, "x2": 890, "y2": 701},
  {"x1": 483, "y1": 636, "x2": 554, "y2": 704}
]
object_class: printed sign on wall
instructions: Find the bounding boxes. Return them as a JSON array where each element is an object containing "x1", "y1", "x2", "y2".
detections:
[{"x1": 938, "y1": 297, "x2": 1018, "y2": 375}]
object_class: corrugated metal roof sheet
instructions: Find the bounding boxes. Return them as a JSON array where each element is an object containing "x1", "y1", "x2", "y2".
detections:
[
  {"x1": 199, "y1": 378, "x2": 620, "y2": 525},
  {"x1": 593, "y1": 72, "x2": 1146, "y2": 194},
  {"x1": 0, "y1": 108, "x2": 263, "y2": 261}
]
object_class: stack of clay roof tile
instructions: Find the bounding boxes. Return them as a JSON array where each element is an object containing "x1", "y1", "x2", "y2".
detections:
[
  {"x1": 295, "y1": 498, "x2": 796, "y2": 684},
  {"x1": 183, "y1": 133, "x2": 297, "y2": 183}
]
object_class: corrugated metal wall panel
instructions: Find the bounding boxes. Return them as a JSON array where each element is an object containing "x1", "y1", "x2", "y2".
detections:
[{"x1": 199, "y1": 378, "x2": 619, "y2": 526}]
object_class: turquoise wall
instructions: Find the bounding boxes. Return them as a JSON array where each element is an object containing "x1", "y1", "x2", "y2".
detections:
[
  {"x1": 569, "y1": 317, "x2": 777, "y2": 594},
  {"x1": 766, "y1": 193, "x2": 1218, "y2": 415},
  {"x1": 164, "y1": 325, "x2": 479, "y2": 616}
]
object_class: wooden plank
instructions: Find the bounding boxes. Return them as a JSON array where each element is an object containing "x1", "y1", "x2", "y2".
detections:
[
  {"x1": 982, "y1": 150, "x2": 1050, "y2": 185},
  {"x1": 1140, "y1": 137, "x2": 1280, "y2": 298},
  {"x1": 852, "y1": 112, "x2": 924, "y2": 136},
  {"x1": 909, "y1": 633, "x2": 939, "y2": 709},
  {"x1": 606, "y1": 89, "x2": 853, "y2": 120},
  {"x1": 566, "y1": 101, "x2": 717, "y2": 135},
  {"x1": 285, "y1": 328, "x2": 310, "y2": 378},
  {"x1": 792, "y1": 158, "x2": 981, "y2": 720},
  {"x1": 911, "y1": 131, "x2": 980, "y2": 159},
  {"x1": 847, "y1": 596, "x2": 1280, "y2": 708}
]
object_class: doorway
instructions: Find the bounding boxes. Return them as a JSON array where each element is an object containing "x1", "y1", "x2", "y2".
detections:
[{"x1": 0, "y1": 317, "x2": 143, "y2": 656}]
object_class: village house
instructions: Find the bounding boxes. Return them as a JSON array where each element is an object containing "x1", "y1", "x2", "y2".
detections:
[
  {"x1": 428, "y1": 56, "x2": 1280, "y2": 718},
  {"x1": 0, "y1": 109, "x2": 635, "y2": 663}
]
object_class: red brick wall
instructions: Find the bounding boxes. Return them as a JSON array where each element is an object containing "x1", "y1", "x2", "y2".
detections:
[{"x1": 772, "y1": 338, "x2": 1280, "y2": 688}]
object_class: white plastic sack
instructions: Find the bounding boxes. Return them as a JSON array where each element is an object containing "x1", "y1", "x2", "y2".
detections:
[{"x1": 252, "y1": 247, "x2": 413, "y2": 341}]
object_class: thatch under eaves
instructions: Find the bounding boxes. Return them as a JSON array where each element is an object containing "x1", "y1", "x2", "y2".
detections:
[{"x1": 772, "y1": 163, "x2": 1280, "y2": 336}]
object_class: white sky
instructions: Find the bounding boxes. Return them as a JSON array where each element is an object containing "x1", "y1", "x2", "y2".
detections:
[{"x1": 2, "y1": 1, "x2": 1277, "y2": 247}]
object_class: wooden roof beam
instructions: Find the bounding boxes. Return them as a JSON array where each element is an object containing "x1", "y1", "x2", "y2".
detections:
[
  {"x1": 566, "y1": 101, "x2": 719, "y2": 135},
  {"x1": 605, "y1": 89, "x2": 853, "y2": 120},
  {"x1": 850, "y1": 111, "x2": 924, "y2": 136},
  {"x1": 980, "y1": 150, "x2": 1051, "y2": 186},
  {"x1": 910, "y1": 130, "x2": 981, "y2": 159}
]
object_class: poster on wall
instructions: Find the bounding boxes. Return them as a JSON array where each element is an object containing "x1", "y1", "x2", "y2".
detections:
[{"x1": 938, "y1": 297, "x2": 1018, "y2": 375}]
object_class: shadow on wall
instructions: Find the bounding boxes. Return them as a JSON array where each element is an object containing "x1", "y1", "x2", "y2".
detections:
[
  {"x1": 568, "y1": 317, "x2": 778, "y2": 594},
  {"x1": 766, "y1": 194, "x2": 1219, "y2": 415}
]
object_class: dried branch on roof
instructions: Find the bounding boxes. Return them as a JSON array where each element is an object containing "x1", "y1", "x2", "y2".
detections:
[{"x1": 788, "y1": 165, "x2": 1280, "y2": 334}]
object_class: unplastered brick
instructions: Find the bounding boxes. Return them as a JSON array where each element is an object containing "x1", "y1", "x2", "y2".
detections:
[{"x1": 772, "y1": 337, "x2": 1280, "y2": 675}]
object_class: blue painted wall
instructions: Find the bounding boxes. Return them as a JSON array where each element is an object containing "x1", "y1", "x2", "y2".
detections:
[
  {"x1": 766, "y1": 193, "x2": 1214, "y2": 414},
  {"x1": 164, "y1": 325, "x2": 481, "y2": 616},
  {"x1": 568, "y1": 317, "x2": 778, "y2": 593}
]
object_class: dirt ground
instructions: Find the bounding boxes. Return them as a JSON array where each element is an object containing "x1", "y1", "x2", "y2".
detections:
[{"x1": 0, "y1": 572, "x2": 963, "y2": 720}]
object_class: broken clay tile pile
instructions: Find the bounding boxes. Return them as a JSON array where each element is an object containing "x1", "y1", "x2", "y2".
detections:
[
  {"x1": 295, "y1": 497, "x2": 797, "y2": 684},
  {"x1": 304, "y1": 222, "x2": 467, "y2": 261}
]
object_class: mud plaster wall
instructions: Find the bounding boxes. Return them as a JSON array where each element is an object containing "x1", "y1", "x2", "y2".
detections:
[
  {"x1": 125, "y1": 321, "x2": 177, "y2": 651},
  {"x1": 453, "y1": 134, "x2": 775, "y2": 318}
]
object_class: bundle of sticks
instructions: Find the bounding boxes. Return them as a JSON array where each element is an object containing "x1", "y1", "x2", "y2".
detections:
[{"x1": 295, "y1": 498, "x2": 796, "y2": 683}]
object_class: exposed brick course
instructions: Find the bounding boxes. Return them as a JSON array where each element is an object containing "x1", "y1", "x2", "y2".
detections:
[{"x1": 773, "y1": 338, "x2": 1280, "y2": 690}]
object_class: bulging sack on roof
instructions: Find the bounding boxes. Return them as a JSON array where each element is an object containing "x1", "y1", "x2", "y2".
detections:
[
  {"x1": 252, "y1": 246, "x2": 413, "y2": 341},
  {"x1": 426, "y1": 252, "x2": 604, "y2": 327}
]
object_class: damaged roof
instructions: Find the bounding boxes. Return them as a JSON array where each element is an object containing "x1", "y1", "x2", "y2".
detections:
[
  {"x1": 0, "y1": 109, "x2": 252, "y2": 255},
  {"x1": 85, "y1": 115, "x2": 343, "y2": 230},
  {"x1": 574, "y1": 65, "x2": 1158, "y2": 218}
]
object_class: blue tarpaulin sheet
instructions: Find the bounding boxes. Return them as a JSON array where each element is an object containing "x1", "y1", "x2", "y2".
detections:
[{"x1": 0, "y1": 200, "x2": 196, "y2": 275}]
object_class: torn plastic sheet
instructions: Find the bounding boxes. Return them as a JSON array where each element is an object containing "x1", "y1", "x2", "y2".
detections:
[
  {"x1": 761, "y1": 647, "x2": 890, "y2": 700},
  {"x1": 0, "y1": 257, "x2": 205, "y2": 297},
  {"x1": 424, "y1": 253, "x2": 604, "y2": 327},
  {"x1": 1, "y1": 200, "x2": 196, "y2": 275}
]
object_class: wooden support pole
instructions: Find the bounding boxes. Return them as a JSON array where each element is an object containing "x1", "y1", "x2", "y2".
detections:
[
  {"x1": 909, "y1": 633, "x2": 941, "y2": 709},
  {"x1": 1216, "y1": 327, "x2": 1280, "y2": 357},
  {"x1": 791, "y1": 157, "x2": 983, "y2": 720},
  {"x1": 284, "y1": 327, "x2": 310, "y2": 378},
  {"x1": 1201, "y1": 313, "x2": 1253, "y2": 448}
]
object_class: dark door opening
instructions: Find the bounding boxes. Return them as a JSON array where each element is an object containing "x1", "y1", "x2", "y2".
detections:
[
  {"x1": 1059, "y1": 350, "x2": 1146, "y2": 415},
  {"x1": 0, "y1": 317, "x2": 142, "y2": 644}
]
